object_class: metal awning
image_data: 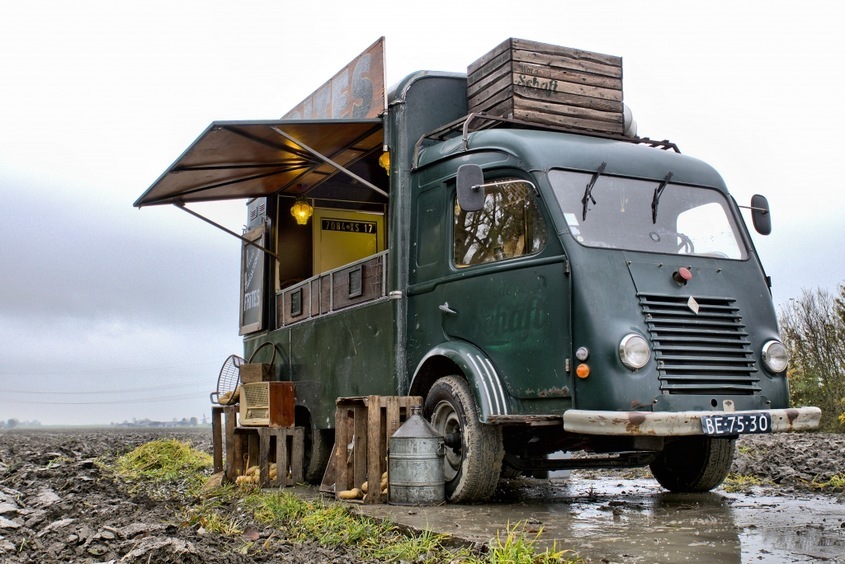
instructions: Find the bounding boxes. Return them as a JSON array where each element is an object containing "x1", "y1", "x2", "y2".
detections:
[{"x1": 134, "y1": 118, "x2": 386, "y2": 208}]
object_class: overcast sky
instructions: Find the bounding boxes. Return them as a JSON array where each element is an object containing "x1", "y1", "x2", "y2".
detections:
[{"x1": 1, "y1": 1, "x2": 842, "y2": 425}]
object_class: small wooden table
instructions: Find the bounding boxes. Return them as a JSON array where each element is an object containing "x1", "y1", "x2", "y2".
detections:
[{"x1": 211, "y1": 405, "x2": 304, "y2": 487}]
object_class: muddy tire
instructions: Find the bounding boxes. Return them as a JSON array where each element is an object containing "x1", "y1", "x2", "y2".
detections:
[
  {"x1": 424, "y1": 375, "x2": 504, "y2": 503},
  {"x1": 298, "y1": 408, "x2": 332, "y2": 484},
  {"x1": 649, "y1": 436, "x2": 735, "y2": 492},
  {"x1": 304, "y1": 428, "x2": 332, "y2": 484}
]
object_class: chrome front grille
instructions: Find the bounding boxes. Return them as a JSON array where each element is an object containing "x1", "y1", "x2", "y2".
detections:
[{"x1": 639, "y1": 293, "x2": 760, "y2": 395}]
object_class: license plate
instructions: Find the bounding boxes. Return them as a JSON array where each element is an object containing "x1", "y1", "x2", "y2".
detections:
[{"x1": 700, "y1": 412, "x2": 772, "y2": 436}]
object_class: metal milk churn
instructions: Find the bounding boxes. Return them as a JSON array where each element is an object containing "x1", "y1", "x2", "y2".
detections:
[{"x1": 388, "y1": 406, "x2": 445, "y2": 505}]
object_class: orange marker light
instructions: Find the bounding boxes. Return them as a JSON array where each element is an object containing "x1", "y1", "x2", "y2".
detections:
[{"x1": 576, "y1": 363, "x2": 591, "y2": 379}]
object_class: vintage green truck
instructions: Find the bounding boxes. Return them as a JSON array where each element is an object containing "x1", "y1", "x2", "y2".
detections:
[{"x1": 136, "y1": 38, "x2": 820, "y2": 502}]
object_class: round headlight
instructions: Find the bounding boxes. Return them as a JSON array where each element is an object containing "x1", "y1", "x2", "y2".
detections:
[
  {"x1": 762, "y1": 340, "x2": 788, "y2": 373},
  {"x1": 619, "y1": 333, "x2": 650, "y2": 370}
]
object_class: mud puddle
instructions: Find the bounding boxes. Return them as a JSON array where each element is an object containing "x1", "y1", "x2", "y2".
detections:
[{"x1": 355, "y1": 475, "x2": 845, "y2": 563}]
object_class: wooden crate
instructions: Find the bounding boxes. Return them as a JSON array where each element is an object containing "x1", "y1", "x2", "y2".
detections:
[
  {"x1": 321, "y1": 395, "x2": 423, "y2": 504},
  {"x1": 239, "y1": 363, "x2": 273, "y2": 384},
  {"x1": 468, "y1": 38, "x2": 624, "y2": 134},
  {"x1": 239, "y1": 382, "x2": 295, "y2": 427},
  {"x1": 230, "y1": 426, "x2": 304, "y2": 487}
]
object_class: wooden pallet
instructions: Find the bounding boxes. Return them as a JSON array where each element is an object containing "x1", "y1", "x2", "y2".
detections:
[
  {"x1": 320, "y1": 395, "x2": 423, "y2": 504},
  {"x1": 234, "y1": 426, "x2": 304, "y2": 487},
  {"x1": 212, "y1": 410, "x2": 304, "y2": 487}
]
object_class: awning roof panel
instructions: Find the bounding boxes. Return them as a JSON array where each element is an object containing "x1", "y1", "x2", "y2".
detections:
[{"x1": 134, "y1": 118, "x2": 385, "y2": 207}]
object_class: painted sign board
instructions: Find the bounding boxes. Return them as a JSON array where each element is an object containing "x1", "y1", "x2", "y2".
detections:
[
  {"x1": 239, "y1": 224, "x2": 266, "y2": 335},
  {"x1": 283, "y1": 37, "x2": 386, "y2": 120}
]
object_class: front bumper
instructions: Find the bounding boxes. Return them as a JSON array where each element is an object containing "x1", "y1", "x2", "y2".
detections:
[{"x1": 562, "y1": 406, "x2": 821, "y2": 436}]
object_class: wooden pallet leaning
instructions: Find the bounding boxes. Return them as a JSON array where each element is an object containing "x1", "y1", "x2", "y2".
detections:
[{"x1": 321, "y1": 395, "x2": 423, "y2": 504}]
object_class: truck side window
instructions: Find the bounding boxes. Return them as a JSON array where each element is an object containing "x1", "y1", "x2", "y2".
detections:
[{"x1": 453, "y1": 178, "x2": 547, "y2": 267}]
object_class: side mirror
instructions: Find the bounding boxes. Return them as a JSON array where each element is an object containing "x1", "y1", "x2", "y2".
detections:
[
  {"x1": 750, "y1": 194, "x2": 772, "y2": 235},
  {"x1": 456, "y1": 164, "x2": 485, "y2": 212}
]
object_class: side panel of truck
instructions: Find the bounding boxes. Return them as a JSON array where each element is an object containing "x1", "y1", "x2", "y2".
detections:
[
  {"x1": 246, "y1": 281, "x2": 396, "y2": 432},
  {"x1": 405, "y1": 152, "x2": 574, "y2": 418}
]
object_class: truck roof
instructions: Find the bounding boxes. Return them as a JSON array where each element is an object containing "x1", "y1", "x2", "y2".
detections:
[{"x1": 418, "y1": 126, "x2": 727, "y2": 191}]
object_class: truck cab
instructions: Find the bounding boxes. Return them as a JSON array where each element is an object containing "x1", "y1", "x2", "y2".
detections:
[{"x1": 136, "y1": 39, "x2": 820, "y2": 503}]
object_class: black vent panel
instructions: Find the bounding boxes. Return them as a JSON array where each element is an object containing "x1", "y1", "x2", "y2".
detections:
[{"x1": 639, "y1": 293, "x2": 760, "y2": 395}]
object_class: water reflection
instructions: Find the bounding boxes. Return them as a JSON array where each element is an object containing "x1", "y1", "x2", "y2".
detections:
[
  {"x1": 491, "y1": 477, "x2": 843, "y2": 563},
  {"x1": 355, "y1": 476, "x2": 845, "y2": 563},
  {"x1": 529, "y1": 482, "x2": 743, "y2": 563}
]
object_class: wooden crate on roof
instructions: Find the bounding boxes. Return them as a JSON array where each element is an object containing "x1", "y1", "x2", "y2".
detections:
[{"x1": 468, "y1": 38, "x2": 624, "y2": 134}]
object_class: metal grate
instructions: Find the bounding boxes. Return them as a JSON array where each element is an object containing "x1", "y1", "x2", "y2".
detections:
[
  {"x1": 241, "y1": 382, "x2": 271, "y2": 425},
  {"x1": 639, "y1": 293, "x2": 760, "y2": 395}
]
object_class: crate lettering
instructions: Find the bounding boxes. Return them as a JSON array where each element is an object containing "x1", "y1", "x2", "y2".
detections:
[{"x1": 517, "y1": 74, "x2": 559, "y2": 92}]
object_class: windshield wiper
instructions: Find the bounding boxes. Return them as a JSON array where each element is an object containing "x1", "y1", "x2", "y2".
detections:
[
  {"x1": 651, "y1": 171, "x2": 674, "y2": 223},
  {"x1": 582, "y1": 161, "x2": 607, "y2": 220}
]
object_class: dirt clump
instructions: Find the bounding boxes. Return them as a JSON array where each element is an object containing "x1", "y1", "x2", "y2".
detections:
[
  {"x1": 0, "y1": 427, "x2": 356, "y2": 563},
  {"x1": 732, "y1": 432, "x2": 845, "y2": 489}
]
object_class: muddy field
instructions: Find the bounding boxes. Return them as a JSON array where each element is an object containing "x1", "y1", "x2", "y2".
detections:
[{"x1": 1, "y1": 427, "x2": 843, "y2": 563}]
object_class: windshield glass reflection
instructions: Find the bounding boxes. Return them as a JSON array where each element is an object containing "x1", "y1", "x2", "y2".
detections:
[{"x1": 549, "y1": 169, "x2": 747, "y2": 260}]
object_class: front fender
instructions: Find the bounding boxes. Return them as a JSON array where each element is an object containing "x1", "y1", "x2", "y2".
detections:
[{"x1": 411, "y1": 341, "x2": 510, "y2": 422}]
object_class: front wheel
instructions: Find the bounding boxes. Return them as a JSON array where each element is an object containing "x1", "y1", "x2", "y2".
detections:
[
  {"x1": 649, "y1": 436, "x2": 735, "y2": 492},
  {"x1": 424, "y1": 375, "x2": 503, "y2": 503}
]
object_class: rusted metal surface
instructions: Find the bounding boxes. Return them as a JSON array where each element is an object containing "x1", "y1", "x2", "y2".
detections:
[
  {"x1": 283, "y1": 37, "x2": 385, "y2": 120},
  {"x1": 562, "y1": 407, "x2": 822, "y2": 436},
  {"x1": 487, "y1": 414, "x2": 563, "y2": 426},
  {"x1": 133, "y1": 120, "x2": 385, "y2": 207}
]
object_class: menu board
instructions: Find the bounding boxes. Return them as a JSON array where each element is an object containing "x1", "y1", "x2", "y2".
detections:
[{"x1": 239, "y1": 224, "x2": 266, "y2": 335}]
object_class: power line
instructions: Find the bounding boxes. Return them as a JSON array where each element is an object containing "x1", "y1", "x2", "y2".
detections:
[
  {"x1": 0, "y1": 392, "x2": 208, "y2": 405},
  {"x1": 0, "y1": 379, "x2": 209, "y2": 395},
  {"x1": 0, "y1": 358, "x2": 225, "y2": 378}
]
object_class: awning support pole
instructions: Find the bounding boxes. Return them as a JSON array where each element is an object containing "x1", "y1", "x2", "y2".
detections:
[
  {"x1": 175, "y1": 202, "x2": 280, "y2": 260},
  {"x1": 270, "y1": 126, "x2": 389, "y2": 198}
]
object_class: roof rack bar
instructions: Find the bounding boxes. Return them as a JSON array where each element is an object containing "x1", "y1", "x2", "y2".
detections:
[{"x1": 414, "y1": 112, "x2": 680, "y2": 167}]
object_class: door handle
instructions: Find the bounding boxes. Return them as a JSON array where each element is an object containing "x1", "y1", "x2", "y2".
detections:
[{"x1": 439, "y1": 302, "x2": 457, "y2": 315}]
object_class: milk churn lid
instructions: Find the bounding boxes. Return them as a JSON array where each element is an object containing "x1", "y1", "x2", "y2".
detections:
[{"x1": 391, "y1": 406, "x2": 442, "y2": 439}]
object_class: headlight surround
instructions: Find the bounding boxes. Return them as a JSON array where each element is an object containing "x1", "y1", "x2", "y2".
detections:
[
  {"x1": 619, "y1": 333, "x2": 651, "y2": 370},
  {"x1": 762, "y1": 340, "x2": 789, "y2": 373}
]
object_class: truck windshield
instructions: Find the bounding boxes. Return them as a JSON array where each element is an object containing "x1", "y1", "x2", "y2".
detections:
[{"x1": 549, "y1": 169, "x2": 748, "y2": 260}]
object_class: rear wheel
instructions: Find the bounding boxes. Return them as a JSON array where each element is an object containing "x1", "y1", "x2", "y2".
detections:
[
  {"x1": 424, "y1": 375, "x2": 503, "y2": 503},
  {"x1": 649, "y1": 436, "x2": 735, "y2": 492},
  {"x1": 297, "y1": 408, "x2": 332, "y2": 484}
]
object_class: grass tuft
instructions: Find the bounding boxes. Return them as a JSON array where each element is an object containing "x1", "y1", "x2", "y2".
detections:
[
  {"x1": 115, "y1": 439, "x2": 212, "y2": 481},
  {"x1": 112, "y1": 438, "x2": 213, "y2": 496},
  {"x1": 110, "y1": 442, "x2": 582, "y2": 562},
  {"x1": 806, "y1": 473, "x2": 845, "y2": 491},
  {"x1": 722, "y1": 473, "x2": 766, "y2": 492},
  {"x1": 487, "y1": 522, "x2": 582, "y2": 564}
]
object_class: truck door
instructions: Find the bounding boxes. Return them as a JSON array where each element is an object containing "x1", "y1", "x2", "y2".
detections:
[{"x1": 440, "y1": 176, "x2": 572, "y2": 407}]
